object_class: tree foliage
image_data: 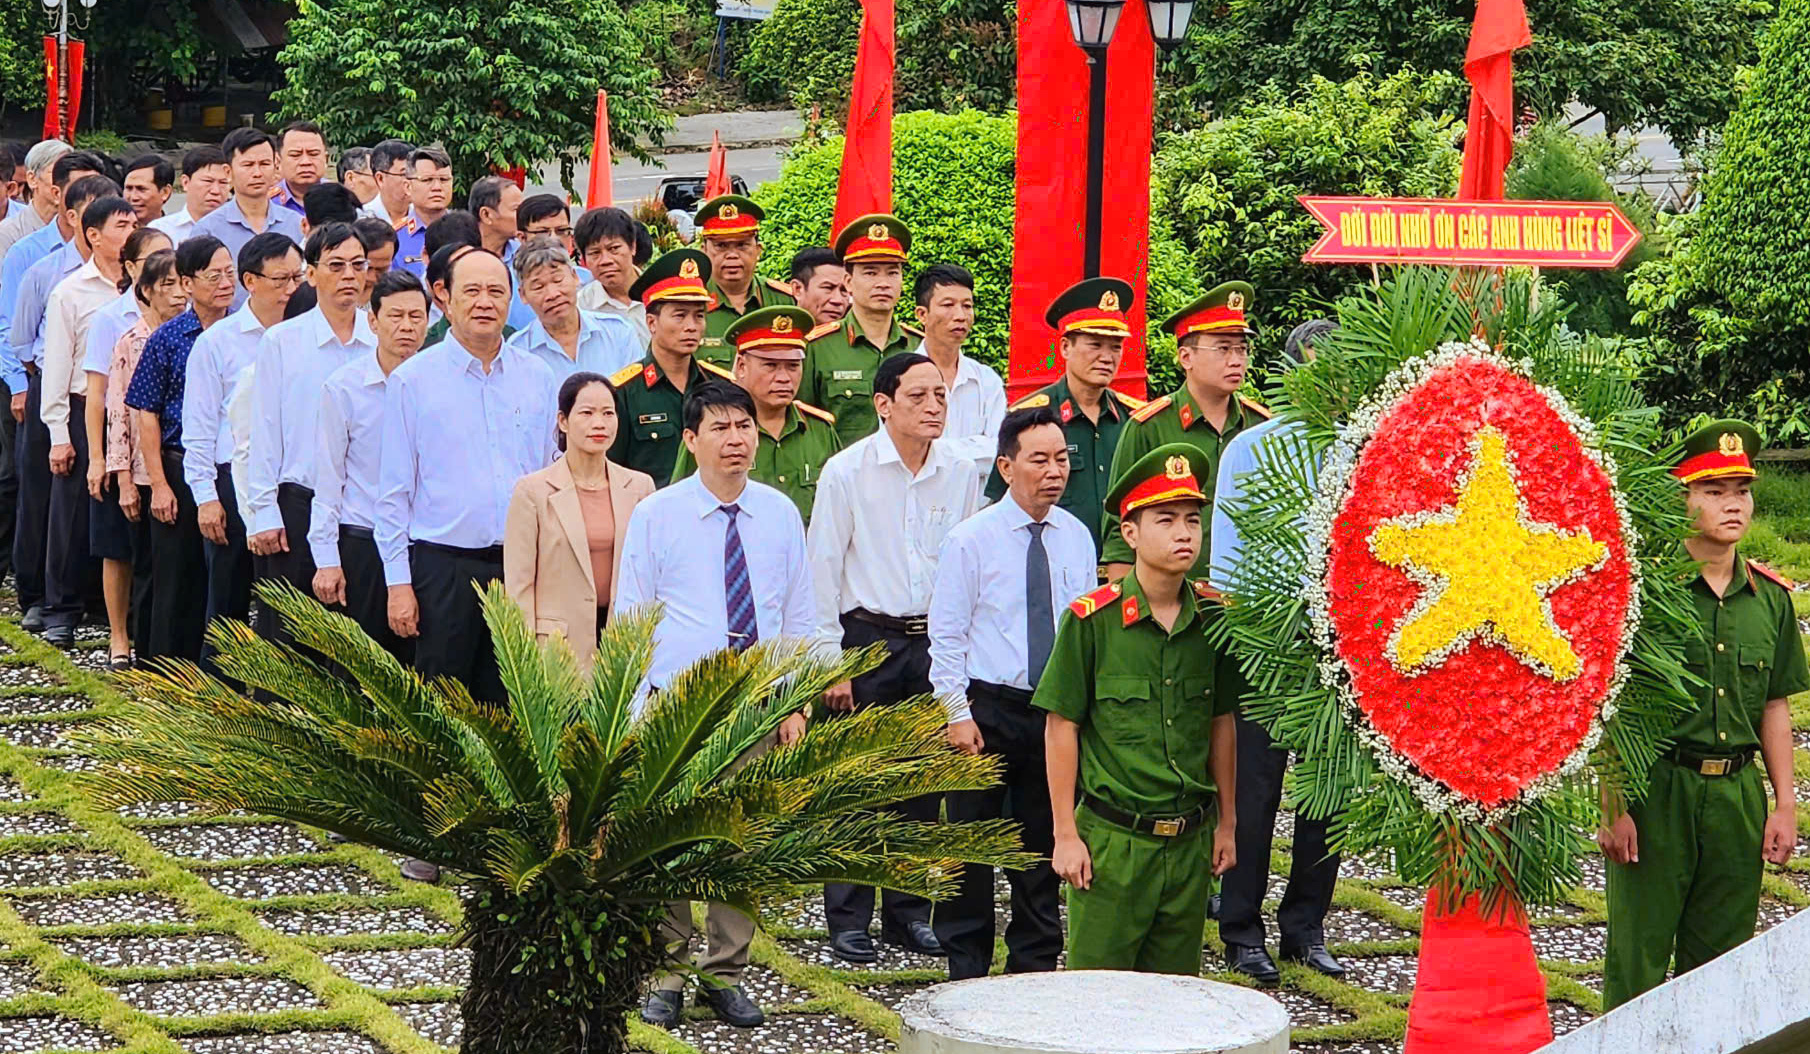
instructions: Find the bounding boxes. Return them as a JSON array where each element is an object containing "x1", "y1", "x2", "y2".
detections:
[
  {"x1": 273, "y1": 0, "x2": 668, "y2": 191},
  {"x1": 1161, "y1": 0, "x2": 1772, "y2": 147}
]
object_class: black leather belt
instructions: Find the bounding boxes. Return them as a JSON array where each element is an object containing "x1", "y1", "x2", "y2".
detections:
[
  {"x1": 415, "y1": 539, "x2": 505, "y2": 562},
  {"x1": 1666, "y1": 747, "x2": 1754, "y2": 777},
  {"x1": 1082, "y1": 794, "x2": 1211, "y2": 838},
  {"x1": 969, "y1": 679, "x2": 1035, "y2": 707},
  {"x1": 339, "y1": 524, "x2": 375, "y2": 540},
  {"x1": 846, "y1": 607, "x2": 929, "y2": 637}
]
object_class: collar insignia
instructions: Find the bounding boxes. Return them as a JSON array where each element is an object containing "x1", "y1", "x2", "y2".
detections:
[
  {"x1": 1122, "y1": 595, "x2": 1140, "y2": 626},
  {"x1": 1060, "y1": 399, "x2": 1074, "y2": 424},
  {"x1": 643, "y1": 363, "x2": 659, "y2": 387},
  {"x1": 1178, "y1": 402, "x2": 1195, "y2": 429}
]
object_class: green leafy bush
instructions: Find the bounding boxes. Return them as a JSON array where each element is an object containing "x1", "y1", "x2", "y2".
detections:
[{"x1": 740, "y1": 0, "x2": 860, "y2": 114}]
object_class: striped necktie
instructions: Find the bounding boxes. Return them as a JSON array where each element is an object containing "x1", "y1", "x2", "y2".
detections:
[{"x1": 721, "y1": 503, "x2": 758, "y2": 651}]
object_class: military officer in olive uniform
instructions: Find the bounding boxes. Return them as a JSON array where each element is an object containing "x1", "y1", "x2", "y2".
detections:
[
  {"x1": 1034, "y1": 444, "x2": 1238, "y2": 975},
  {"x1": 694, "y1": 194, "x2": 798, "y2": 371},
  {"x1": 672, "y1": 305, "x2": 842, "y2": 525},
  {"x1": 1102, "y1": 281, "x2": 1269, "y2": 580},
  {"x1": 610, "y1": 249, "x2": 735, "y2": 487},
  {"x1": 799, "y1": 214, "x2": 920, "y2": 445},
  {"x1": 1600, "y1": 420, "x2": 1808, "y2": 1009},
  {"x1": 986, "y1": 277, "x2": 1145, "y2": 551}
]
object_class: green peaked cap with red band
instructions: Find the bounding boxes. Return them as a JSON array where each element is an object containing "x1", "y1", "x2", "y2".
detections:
[
  {"x1": 834, "y1": 213, "x2": 911, "y2": 264},
  {"x1": 1160, "y1": 280, "x2": 1257, "y2": 338},
  {"x1": 1105, "y1": 442, "x2": 1213, "y2": 519},
  {"x1": 694, "y1": 195, "x2": 763, "y2": 239},
  {"x1": 1046, "y1": 276, "x2": 1134, "y2": 338},
  {"x1": 1673, "y1": 418, "x2": 1763, "y2": 483}
]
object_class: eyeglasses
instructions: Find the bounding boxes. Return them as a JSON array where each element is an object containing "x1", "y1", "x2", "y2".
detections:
[
  {"x1": 320, "y1": 258, "x2": 371, "y2": 275},
  {"x1": 252, "y1": 270, "x2": 305, "y2": 286},
  {"x1": 197, "y1": 268, "x2": 236, "y2": 285},
  {"x1": 377, "y1": 167, "x2": 408, "y2": 180},
  {"x1": 527, "y1": 225, "x2": 575, "y2": 239},
  {"x1": 411, "y1": 174, "x2": 454, "y2": 187}
]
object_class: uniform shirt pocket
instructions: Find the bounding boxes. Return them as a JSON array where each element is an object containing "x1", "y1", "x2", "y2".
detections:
[
  {"x1": 1095, "y1": 675, "x2": 1155, "y2": 745},
  {"x1": 1738, "y1": 640, "x2": 1774, "y2": 706}
]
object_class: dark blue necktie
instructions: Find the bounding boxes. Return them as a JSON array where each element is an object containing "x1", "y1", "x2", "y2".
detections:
[
  {"x1": 1026, "y1": 521, "x2": 1053, "y2": 686},
  {"x1": 721, "y1": 504, "x2": 758, "y2": 651}
]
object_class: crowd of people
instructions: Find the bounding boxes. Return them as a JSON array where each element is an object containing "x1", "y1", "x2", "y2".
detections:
[{"x1": 0, "y1": 122, "x2": 1788, "y2": 1032}]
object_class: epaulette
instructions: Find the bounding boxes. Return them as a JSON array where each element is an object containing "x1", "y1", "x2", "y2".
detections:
[
  {"x1": 1191, "y1": 580, "x2": 1224, "y2": 605},
  {"x1": 796, "y1": 399, "x2": 835, "y2": 424},
  {"x1": 805, "y1": 321, "x2": 840, "y2": 341},
  {"x1": 901, "y1": 322, "x2": 924, "y2": 337},
  {"x1": 1010, "y1": 392, "x2": 1051, "y2": 410},
  {"x1": 1114, "y1": 390, "x2": 1148, "y2": 410},
  {"x1": 1240, "y1": 395, "x2": 1272, "y2": 420},
  {"x1": 608, "y1": 361, "x2": 645, "y2": 387},
  {"x1": 699, "y1": 359, "x2": 734, "y2": 380},
  {"x1": 1130, "y1": 394, "x2": 1172, "y2": 423},
  {"x1": 1750, "y1": 560, "x2": 1796, "y2": 591},
  {"x1": 1068, "y1": 582, "x2": 1121, "y2": 619},
  {"x1": 763, "y1": 277, "x2": 796, "y2": 299}
]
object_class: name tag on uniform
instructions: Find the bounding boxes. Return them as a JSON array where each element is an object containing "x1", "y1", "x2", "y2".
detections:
[
  {"x1": 831, "y1": 370, "x2": 863, "y2": 381},
  {"x1": 1067, "y1": 443, "x2": 1079, "y2": 453},
  {"x1": 638, "y1": 413, "x2": 668, "y2": 425},
  {"x1": 702, "y1": 337, "x2": 723, "y2": 346}
]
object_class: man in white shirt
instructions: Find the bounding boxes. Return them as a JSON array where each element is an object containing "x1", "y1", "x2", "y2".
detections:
[
  {"x1": 912, "y1": 264, "x2": 1004, "y2": 478},
  {"x1": 927, "y1": 405, "x2": 1095, "y2": 981},
  {"x1": 244, "y1": 223, "x2": 376, "y2": 640},
  {"x1": 506, "y1": 235, "x2": 640, "y2": 381},
  {"x1": 805, "y1": 350, "x2": 983, "y2": 963},
  {"x1": 574, "y1": 206, "x2": 650, "y2": 349},
  {"x1": 618, "y1": 380, "x2": 814, "y2": 1031},
  {"x1": 148, "y1": 145, "x2": 231, "y2": 245},
  {"x1": 39, "y1": 193, "x2": 136, "y2": 645}
]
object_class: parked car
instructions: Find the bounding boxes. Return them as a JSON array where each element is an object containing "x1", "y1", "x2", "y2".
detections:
[{"x1": 656, "y1": 174, "x2": 750, "y2": 215}]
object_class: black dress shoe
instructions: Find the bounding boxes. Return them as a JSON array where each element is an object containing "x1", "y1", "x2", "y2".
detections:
[
  {"x1": 1208, "y1": 893, "x2": 1222, "y2": 920},
  {"x1": 640, "y1": 989, "x2": 683, "y2": 1026},
  {"x1": 698, "y1": 983, "x2": 765, "y2": 1027},
  {"x1": 19, "y1": 606, "x2": 42, "y2": 633},
  {"x1": 883, "y1": 919, "x2": 945, "y2": 956},
  {"x1": 1281, "y1": 942, "x2": 1347, "y2": 977},
  {"x1": 1225, "y1": 943, "x2": 1281, "y2": 985},
  {"x1": 43, "y1": 624, "x2": 72, "y2": 648},
  {"x1": 828, "y1": 929, "x2": 878, "y2": 963}
]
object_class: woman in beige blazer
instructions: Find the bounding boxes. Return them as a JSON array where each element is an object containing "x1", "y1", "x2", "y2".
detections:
[{"x1": 504, "y1": 371, "x2": 654, "y2": 671}]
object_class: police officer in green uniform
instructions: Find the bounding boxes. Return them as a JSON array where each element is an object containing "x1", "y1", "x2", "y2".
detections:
[
  {"x1": 671, "y1": 305, "x2": 842, "y2": 525},
  {"x1": 610, "y1": 248, "x2": 734, "y2": 487},
  {"x1": 986, "y1": 277, "x2": 1145, "y2": 551},
  {"x1": 1034, "y1": 443, "x2": 1238, "y2": 975},
  {"x1": 798, "y1": 214, "x2": 919, "y2": 445},
  {"x1": 693, "y1": 194, "x2": 798, "y2": 370},
  {"x1": 1600, "y1": 420, "x2": 1808, "y2": 1009},
  {"x1": 1102, "y1": 281, "x2": 1269, "y2": 580}
]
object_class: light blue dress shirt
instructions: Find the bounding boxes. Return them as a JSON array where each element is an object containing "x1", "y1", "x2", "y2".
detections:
[
  {"x1": 375, "y1": 336, "x2": 559, "y2": 585},
  {"x1": 8, "y1": 240, "x2": 82, "y2": 371},
  {"x1": 309, "y1": 353, "x2": 391, "y2": 569},
  {"x1": 192, "y1": 196, "x2": 305, "y2": 308},
  {"x1": 506, "y1": 309, "x2": 641, "y2": 382},
  {"x1": 244, "y1": 307, "x2": 377, "y2": 535},
  {"x1": 181, "y1": 305, "x2": 272, "y2": 505},
  {"x1": 0, "y1": 222, "x2": 67, "y2": 388},
  {"x1": 83, "y1": 289, "x2": 140, "y2": 376},
  {"x1": 1208, "y1": 416, "x2": 1314, "y2": 592}
]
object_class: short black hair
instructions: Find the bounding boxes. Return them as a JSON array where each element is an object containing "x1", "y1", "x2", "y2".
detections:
[
  {"x1": 134, "y1": 248, "x2": 178, "y2": 306},
  {"x1": 425, "y1": 243, "x2": 469, "y2": 295},
  {"x1": 789, "y1": 246, "x2": 843, "y2": 285},
  {"x1": 80, "y1": 196, "x2": 135, "y2": 238},
  {"x1": 468, "y1": 175, "x2": 514, "y2": 219},
  {"x1": 556, "y1": 371, "x2": 614, "y2": 452},
  {"x1": 369, "y1": 139, "x2": 414, "y2": 177},
  {"x1": 277, "y1": 120, "x2": 325, "y2": 152},
  {"x1": 180, "y1": 145, "x2": 227, "y2": 178},
  {"x1": 409, "y1": 146, "x2": 451, "y2": 172},
  {"x1": 444, "y1": 245, "x2": 510, "y2": 291},
  {"x1": 575, "y1": 206, "x2": 636, "y2": 254},
  {"x1": 303, "y1": 221, "x2": 362, "y2": 265},
  {"x1": 996, "y1": 406, "x2": 1063, "y2": 461},
  {"x1": 370, "y1": 269, "x2": 428, "y2": 314},
  {"x1": 238, "y1": 231, "x2": 301, "y2": 281},
  {"x1": 515, "y1": 193, "x2": 569, "y2": 230},
  {"x1": 0, "y1": 141, "x2": 24, "y2": 173},
  {"x1": 336, "y1": 146, "x2": 371, "y2": 182},
  {"x1": 175, "y1": 234, "x2": 228, "y2": 279},
  {"x1": 353, "y1": 216, "x2": 398, "y2": 255},
  {"x1": 220, "y1": 127, "x2": 274, "y2": 161},
  {"x1": 874, "y1": 352, "x2": 935, "y2": 399},
  {"x1": 423, "y1": 210, "x2": 481, "y2": 257},
  {"x1": 122, "y1": 226, "x2": 173, "y2": 281},
  {"x1": 682, "y1": 380, "x2": 757, "y2": 434},
  {"x1": 123, "y1": 154, "x2": 174, "y2": 189},
  {"x1": 913, "y1": 262, "x2": 973, "y2": 308},
  {"x1": 302, "y1": 182, "x2": 362, "y2": 227},
  {"x1": 63, "y1": 174, "x2": 120, "y2": 215},
  {"x1": 51, "y1": 150, "x2": 104, "y2": 188},
  {"x1": 284, "y1": 285, "x2": 318, "y2": 320}
]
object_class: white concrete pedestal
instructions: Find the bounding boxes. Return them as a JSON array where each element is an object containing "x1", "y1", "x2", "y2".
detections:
[{"x1": 897, "y1": 970, "x2": 1290, "y2": 1054}]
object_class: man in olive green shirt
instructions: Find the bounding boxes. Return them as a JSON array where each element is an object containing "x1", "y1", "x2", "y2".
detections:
[
  {"x1": 609, "y1": 248, "x2": 731, "y2": 487},
  {"x1": 694, "y1": 194, "x2": 797, "y2": 370},
  {"x1": 1034, "y1": 443, "x2": 1238, "y2": 975},
  {"x1": 798, "y1": 214, "x2": 918, "y2": 445},
  {"x1": 672, "y1": 305, "x2": 841, "y2": 525},
  {"x1": 988, "y1": 277, "x2": 1145, "y2": 551},
  {"x1": 1600, "y1": 419, "x2": 1809, "y2": 1010},
  {"x1": 1102, "y1": 281, "x2": 1268, "y2": 579}
]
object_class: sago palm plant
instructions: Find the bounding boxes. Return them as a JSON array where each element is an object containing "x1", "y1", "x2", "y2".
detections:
[{"x1": 79, "y1": 583, "x2": 1027, "y2": 1053}]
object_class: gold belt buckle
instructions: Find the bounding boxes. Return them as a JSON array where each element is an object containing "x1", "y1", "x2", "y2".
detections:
[
  {"x1": 1699, "y1": 758, "x2": 1730, "y2": 776},
  {"x1": 1151, "y1": 818, "x2": 1183, "y2": 837}
]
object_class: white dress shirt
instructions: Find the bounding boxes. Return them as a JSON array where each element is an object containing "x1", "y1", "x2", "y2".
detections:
[
  {"x1": 505, "y1": 309, "x2": 642, "y2": 382},
  {"x1": 932, "y1": 351, "x2": 1008, "y2": 477},
  {"x1": 614, "y1": 475, "x2": 815, "y2": 693},
  {"x1": 83, "y1": 290, "x2": 139, "y2": 377},
  {"x1": 805, "y1": 428, "x2": 983, "y2": 646},
  {"x1": 375, "y1": 336, "x2": 559, "y2": 585},
  {"x1": 245, "y1": 307, "x2": 377, "y2": 535},
  {"x1": 309, "y1": 353, "x2": 391, "y2": 569},
  {"x1": 577, "y1": 280, "x2": 652, "y2": 349},
  {"x1": 927, "y1": 495, "x2": 1096, "y2": 722},
  {"x1": 226, "y1": 362, "x2": 257, "y2": 507},
  {"x1": 42, "y1": 258, "x2": 123, "y2": 445},
  {"x1": 148, "y1": 206, "x2": 202, "y2": 244},
  {"x1": 1209, "y1": 417, "x2": 1312, "y2": 592},
  {"x1": 182, "y1": 304, "x2": 271, "y2": 505}
]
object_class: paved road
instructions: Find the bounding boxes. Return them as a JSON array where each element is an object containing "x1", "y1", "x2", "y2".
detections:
[{"x1": 524, "y1": 144, "x2": 790, "y2": 204}]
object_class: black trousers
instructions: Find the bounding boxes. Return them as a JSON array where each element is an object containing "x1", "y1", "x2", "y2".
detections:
[
  {"x1": 143, "y1": 450, "x2": 207, "y2": 663},
  {"x1": 129, "y1": 485, "x2": 153, "y2": 652},
  {"x1": 11, "y1": 369, "x2": 50, "y2": 613},
  {"x1": 823, "y1": 611, "x2": 940, "y2": 937},
  {"x1": 1217, "y1": 712, "x2": 1341, "y2": 950},
  {"x1": 935, "y1": 680, "x2": 1061, "y2": 981},
  {"x1": 44, "y1": 393, "x2": 98, "y2": 629},
  {"x1": 252, "y1": 483, "x2": 317, "y2": 641},
  {"x1": 0, "y1": 382, "x2": 18, "y2": 581},
  {"x1": 203, "y1": 464, "x2": 253, "y2": 625},
  {"x1": 410, "y1": 541, "x2": 503, "y2": 703},
  {"x1": 339, "y1": 525, "x2": 411, "y2": 662}
]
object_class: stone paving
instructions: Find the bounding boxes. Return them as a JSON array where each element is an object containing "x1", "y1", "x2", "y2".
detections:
[{"x1": 0, "y1": 605, "x2": 1801, "y2": 1054}]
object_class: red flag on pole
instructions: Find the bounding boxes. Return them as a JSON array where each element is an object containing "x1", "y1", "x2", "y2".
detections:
[
  {"x1": 833, "y1": 0, "x2": 895, "y2": 232},
  {"x1": 65, "y1": 39, "x2": 83, "y2": 140},
  {"x1": 1457, "y1": 0, "x2": 1532, "y2": 201},
  {"x1": 704, "y1": 131, "x2": 731, "y2": 198},
  {"x1": 41, "y1": 37, "x2": 58, "y2": 141},
  {"x1": 585, "y1": 90, "x2": 613, "y2": 209}
]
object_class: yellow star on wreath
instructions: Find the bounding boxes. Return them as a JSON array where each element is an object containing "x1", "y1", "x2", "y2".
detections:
[{"x1": 1369, "y1": 426, "x2": 1607, "y2": 681}]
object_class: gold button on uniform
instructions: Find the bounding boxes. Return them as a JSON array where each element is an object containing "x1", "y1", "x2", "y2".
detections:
[
  {"x1": 1720, "y1": 732, "x2": 1728, "y2": 740},
  {"x1": 1716, "y1": 642, "x2": 1725, "y2": 652},
  {"x1": 1717, "y1": 687, "x2": 1725, "y2": 697}
]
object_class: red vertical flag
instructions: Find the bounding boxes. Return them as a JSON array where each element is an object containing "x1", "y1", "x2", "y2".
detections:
[
  {"x1": 704, "y1": 131, "x2": 731, "y2": 198},
  {"x1": 1457, "y1": 0, "x2": 1532, "y2": 201},
  {"x1": 41, "y1": 37, "x2": 58, "y2": 141},
  {"x1": 65, "y1": 39, "x2": 84, "y2": 140},
  {"x1": 833, "y1": 0, "x2": 895, "y2": 232},
  {"x1": 585, "y1": 90, "x2": 613, "y2": 209}
]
